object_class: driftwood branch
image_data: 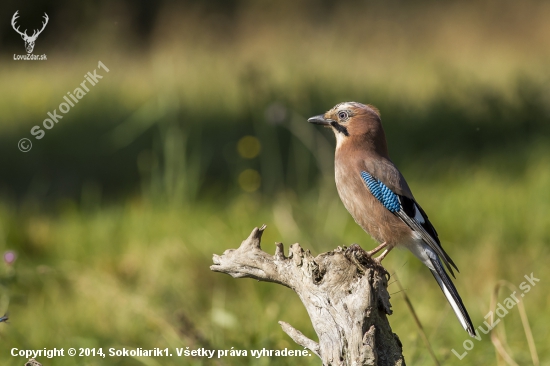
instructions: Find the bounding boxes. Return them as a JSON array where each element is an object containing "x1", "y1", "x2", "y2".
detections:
[{"x1": 211, "y1": 225, "x2": 405, "y2": 366}]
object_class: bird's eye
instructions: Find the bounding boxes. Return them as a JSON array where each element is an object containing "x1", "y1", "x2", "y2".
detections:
[{"x1": 338, "y1": 111, "x2": 350, "y2": 121}]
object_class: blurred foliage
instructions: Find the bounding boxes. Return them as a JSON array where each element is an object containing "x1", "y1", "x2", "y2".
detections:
[
  {"x1": 0, "y1": 0, "x2": 549, "y2": 365},
  {"x1": 1, "y1": 71, "x2": 550, "y2": 205},
  {"x1": 0, "y1": 166, "x2": 549, "y2": 365},
  {"x1": 1, "y1": 0, "x2": 550, "y2": 204}
]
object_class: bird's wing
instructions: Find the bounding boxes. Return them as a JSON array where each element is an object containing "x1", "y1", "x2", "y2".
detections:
[{"x1": 359, "y1": 168, "x2": 459, "y2": 276}]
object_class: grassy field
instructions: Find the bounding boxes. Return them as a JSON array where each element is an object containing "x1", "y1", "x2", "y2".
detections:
[
  {"x1": 1, "y1": 160, "x2": 549, "y2": 366},
  {"x1": 1, "y1": 1, "x2": 550, "y2": 365}
]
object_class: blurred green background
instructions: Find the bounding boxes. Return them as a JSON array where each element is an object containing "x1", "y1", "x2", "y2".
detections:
[{"x1": 1, "y1": 0, "x2": 549, "y2": 365}]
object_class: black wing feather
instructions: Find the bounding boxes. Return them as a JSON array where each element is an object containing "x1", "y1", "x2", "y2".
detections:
[{"x1": 396, "y1": 195, "x2": 459, "y2": 277}]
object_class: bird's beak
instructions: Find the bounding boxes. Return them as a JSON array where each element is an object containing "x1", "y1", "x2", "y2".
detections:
[{"x1": 308, "y1": 114, "x2": 331, "y2": 126}]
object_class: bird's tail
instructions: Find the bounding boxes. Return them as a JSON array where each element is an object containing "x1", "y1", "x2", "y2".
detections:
[{"x1": 428, "y1": 255, "x2": 476, "y2": 337}]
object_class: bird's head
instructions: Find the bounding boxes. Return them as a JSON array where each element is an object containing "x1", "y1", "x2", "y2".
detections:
[{"x1": 308, "y1": 102, "x2": 388, "y2": 156}]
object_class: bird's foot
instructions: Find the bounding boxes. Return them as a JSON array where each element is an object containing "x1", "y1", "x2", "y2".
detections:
[
  {"x1": 344, "y1": 244, "x2": 390, "y2": 278},
  {"x1": 345, "y1": 243, "x2": 390, "y2": 276},
  {"x1": 345, "y1": 244, "x2": 370, "y2": 274},
  {"x1": 366, "y1": 242, "x2": 388, "y2": 257},
  {"x1": 345, "y1": 243, "x2": 366, "y2": 254},
  {"x1": 373, "y1": 248, "x2": 391, "y2": 264}
]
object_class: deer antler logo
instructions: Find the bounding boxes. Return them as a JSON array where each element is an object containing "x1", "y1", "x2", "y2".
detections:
[{"x1": 11, "y1": 10, "x2": 49, "y2": 54}]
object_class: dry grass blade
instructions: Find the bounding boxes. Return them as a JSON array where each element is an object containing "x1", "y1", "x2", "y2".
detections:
[
  {"x1": 490, "y1": 280, "x2": 539, "y2": 366},
  {"x1": 394, "y1": 274, "x2": 440, "y2": 366}
]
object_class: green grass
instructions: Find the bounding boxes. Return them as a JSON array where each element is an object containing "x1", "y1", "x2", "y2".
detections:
[
  {"x1": 1, "y1": 2, "x2": 550, "y2": 364},
  {"x1": 1, "y1": 154, "x2": 549, "y2": 365}
]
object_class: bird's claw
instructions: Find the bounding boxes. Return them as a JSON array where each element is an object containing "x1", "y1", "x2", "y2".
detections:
[
  {"x1": 345, "y1": 244, "x2": 372, "y2": 274},
  {"x1": 344, "y1": 244, "x2": 389, "y2": 278},
  {"x1": 345, "y1": 243, "x2": 366, "y2": 255}
]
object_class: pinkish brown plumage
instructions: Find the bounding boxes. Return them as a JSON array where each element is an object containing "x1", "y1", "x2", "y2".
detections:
[{"x1": 309, "y1": 102, "x2": 475, "y2": 337}]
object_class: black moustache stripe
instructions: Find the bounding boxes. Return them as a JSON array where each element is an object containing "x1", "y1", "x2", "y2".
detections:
[{"x1": 330, "y1": 121, "x2": 349, "y2": 136}]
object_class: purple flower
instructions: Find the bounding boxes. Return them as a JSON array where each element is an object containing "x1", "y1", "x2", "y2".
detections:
[{"x1": 3, "y1": 251, "x2": 16, "y2": 265}]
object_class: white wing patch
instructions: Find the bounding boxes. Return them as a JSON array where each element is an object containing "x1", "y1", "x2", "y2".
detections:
[
  {"x1": 414, "y1": 204, "x2": 425, "y2": 224},
  {"x1": 409, "y1": 204, "x2": 428, "y2": 242}
]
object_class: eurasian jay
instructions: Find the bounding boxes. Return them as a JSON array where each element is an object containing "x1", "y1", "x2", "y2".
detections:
[{"x1": 308, "y1": 102, "x2": 475, "y2": 337}]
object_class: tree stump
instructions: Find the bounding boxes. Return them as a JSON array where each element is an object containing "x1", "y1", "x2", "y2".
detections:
[{"x1": 210, "y1": 225, "x2": 405, "y2": 366}]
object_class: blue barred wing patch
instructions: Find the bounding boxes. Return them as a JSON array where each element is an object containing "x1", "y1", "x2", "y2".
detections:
[{"x1": 360, "y1": 171, "x2": 401, "y2": 212}]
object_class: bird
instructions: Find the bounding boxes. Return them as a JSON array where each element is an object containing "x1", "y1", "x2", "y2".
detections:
[{"x1": 308, "y1": 102, "x2": 475, "y2": 337}]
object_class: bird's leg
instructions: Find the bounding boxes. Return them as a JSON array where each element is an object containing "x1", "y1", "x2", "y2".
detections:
[
  {"x1": 366, "y1": 242, "x2": 387, "y2": 257},
  {"x1": 374, "y1": 247, "x2": 393, "y2": 263}
]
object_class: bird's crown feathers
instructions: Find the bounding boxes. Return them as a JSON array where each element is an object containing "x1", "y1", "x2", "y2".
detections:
[{"x1": 327, "y1": 102, "x2": 380, "y2": 120}]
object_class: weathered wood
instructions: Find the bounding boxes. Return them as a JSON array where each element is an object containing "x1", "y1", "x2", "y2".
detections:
[{"x1": 211, "y1": 225, "x2": 405, "y2": 366}]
